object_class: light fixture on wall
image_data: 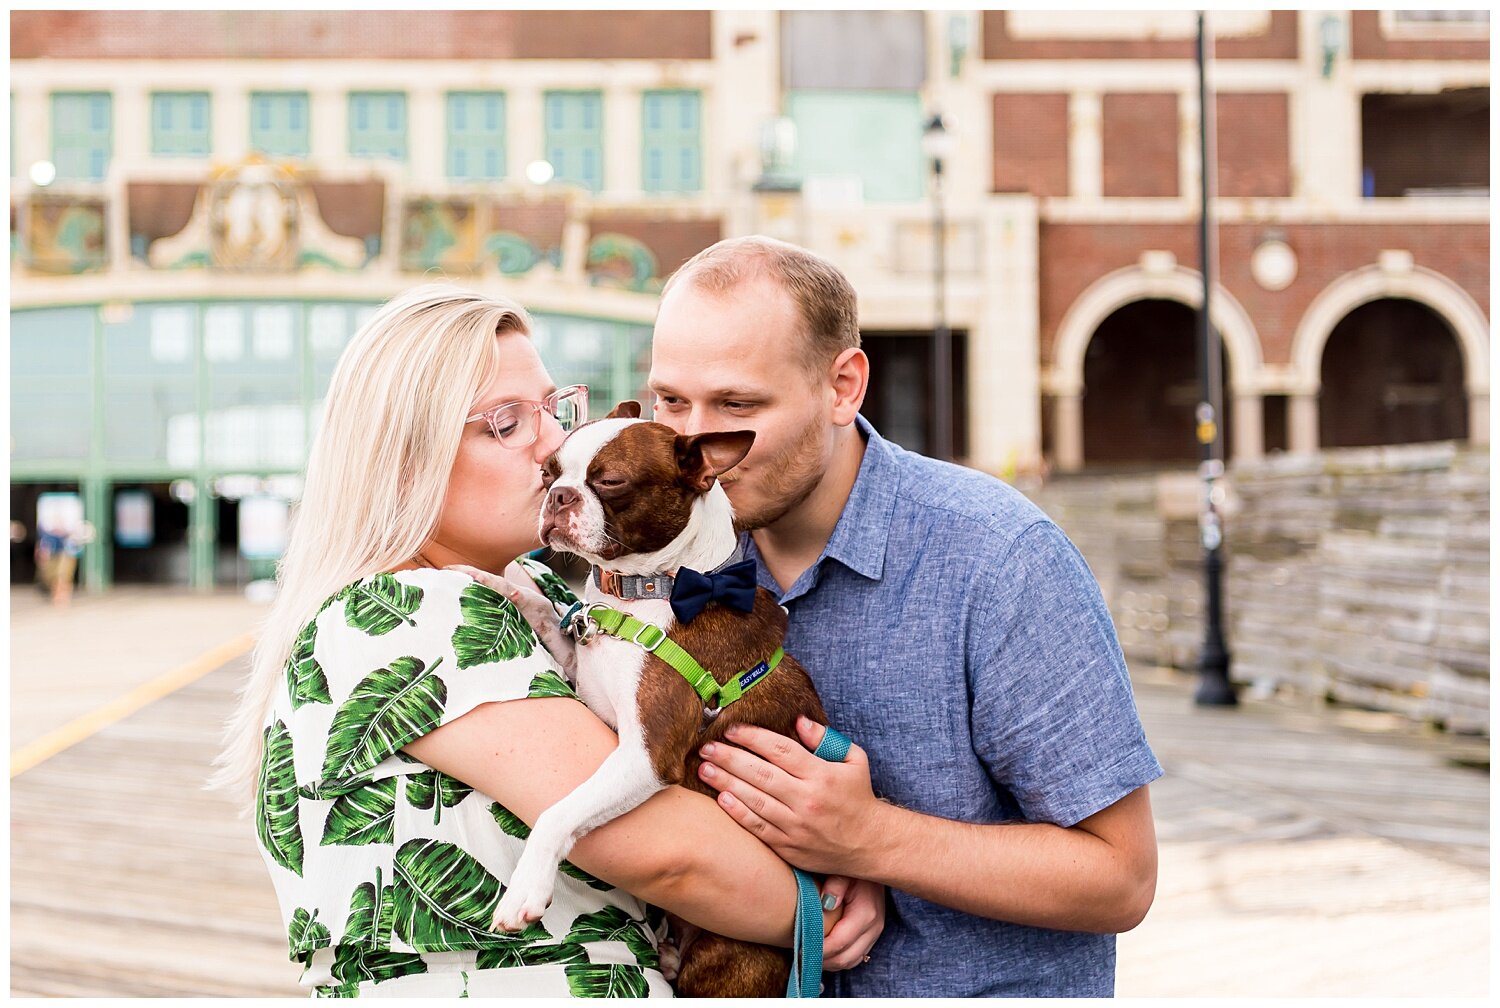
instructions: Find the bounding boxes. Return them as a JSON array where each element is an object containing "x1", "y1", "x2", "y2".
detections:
[
  {"x1": 525, "y1": 160, "x2": 555, "y2": 186},
  {"x1": 947, "y1": 13, "x2": 971, "y2": 78},
  {"x1": 753, "y1": 116, "x2": 800, "y2": 192},
  {"x1": 1251, "y1": 232, "x2": 1298, "y2": 291},
  {"x1": 29, "y1": 160, "x2": 55, "y2": 187},
  {"x1": 1319, "y1": 13, "x2": 1346, "y2": 79}
]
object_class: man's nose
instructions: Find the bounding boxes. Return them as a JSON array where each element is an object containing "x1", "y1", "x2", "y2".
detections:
[{"x1": 549, "y1": 485, "x2": 580, "y2": 510}]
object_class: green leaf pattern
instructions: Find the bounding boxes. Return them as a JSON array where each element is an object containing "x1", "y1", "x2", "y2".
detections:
[
  {"x1": 516, "y1": 557, "x2": 580, "y2": 610},
  {"x1": 287, "y1": 619, "x2": 332, "y2": 709},
  {"x1": 565, "y1": 963, "x2": 652, "y2": 998},
  {"x1": 322, "y1": 777, "x2": 398, "y2": 847},
  {"x1": 451, "y1": 582, "x2": 539, "y2": 668},
  {"x1": 321, "y1": 656, "x2": 447, "y2": 781},
  {"x1": 258, "y1": 720, "x2": 304, "y2": 877},
  {"x1": 341, "y1": 573, "x2": 424, "y2": 636},
  {"x1": 254, "y1": 567, "x2": 659, "y2": 995},
  {"x1": 406, "y1": 770, "x2": 473, "y2": 826}
]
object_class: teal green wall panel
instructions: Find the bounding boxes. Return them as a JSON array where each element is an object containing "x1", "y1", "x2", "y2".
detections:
[{"x1": 786, "y1": 90, "x2": 925, "y2": 203}]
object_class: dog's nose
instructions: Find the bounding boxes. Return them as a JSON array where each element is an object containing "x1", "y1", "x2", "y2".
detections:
[{"x1": 549, "y1": 485, "x2": 580, "y2": 510}]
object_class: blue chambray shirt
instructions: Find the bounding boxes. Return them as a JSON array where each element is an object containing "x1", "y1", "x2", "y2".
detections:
[{"x1": 740, "y1": 415, "x2": 1163, "y2": 998}]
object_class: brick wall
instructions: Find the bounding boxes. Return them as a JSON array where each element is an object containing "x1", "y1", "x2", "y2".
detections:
[
  {"x1": 1101, "y1": 93, "x2": 1179, "y2": 197},
  {"x1": 1038, "y1": 222, "x2": 1491, "y2": 366},
  {"x1": 1215, "y1": 92, "x2": 1291, "y2": 198},
  {"x1": 10, "y1": 10, "x2": 713, "y2": 60},
  {"x1": 991, "y1": 93, "x2": 1070, "y2": 196},
  {"x1": 982, "y1": 10, "x2": 1298, "y2": 60},
  {"x1": 1349, "y1": 11, "x2": 1489, "y2": 61}
]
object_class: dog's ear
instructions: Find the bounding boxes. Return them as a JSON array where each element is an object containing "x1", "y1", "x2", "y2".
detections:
[
  {"x1": 675, "y1": 430, "x2": 755, "y2": 493},
  {"x1": 606, "y1": 400, "x2": 642, "y2": 420}
]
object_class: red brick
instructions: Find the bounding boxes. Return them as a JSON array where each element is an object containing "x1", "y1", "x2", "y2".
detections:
[
  {"x1": 10, "y1": 11, "x2": 712, "y2": 60},
  {"x1": 991, "y1": 93, "x2": 1070, "y2": 197},
  {"x1": 1101, "y1": 93, "x2": 1179, "y2": 198},
  {"x1": 1215, "y1": 93, "x2": 1291, "y2": 198},
  {"x1": 1039, "y1": 222, "x2": 1491, "y2": 368},
  {"x1": 1349, "y1": 11, "x2": 1488, "y2": 61},
  {"x1": 982, "y1": 10, "x2": 1298, "y2": 61}
]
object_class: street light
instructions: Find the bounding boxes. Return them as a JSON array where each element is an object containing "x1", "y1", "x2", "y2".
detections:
[
  {"x1": 1193, "y1": 11, "x2": 1236, "y2": 706},
  {"x1": 922, "y1": 113, "x2": 956, "y2": 461}
]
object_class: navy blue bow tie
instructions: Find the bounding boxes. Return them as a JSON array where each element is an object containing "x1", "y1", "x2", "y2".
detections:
[{"x1": 670, "y1": 559, "x2": 758, "y2": 624}]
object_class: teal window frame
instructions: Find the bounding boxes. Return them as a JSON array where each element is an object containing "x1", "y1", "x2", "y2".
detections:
[
  {"x1": 150, "y1": 91, "x2": 211, "y2": 157},
  {"x1": 249, "y1": 91, "x2": 310, "y2": 158},
  {"x1": 641, "y1": 90, "x2": 702, "y2": 194},
  {"x1": 51, "y1": 92, "x2": 113, "y2": 182},
  {"x1": 544, "y1": 90, "x2": 604, "y2": 193},
  {"x1": 349, "y1": 91, "x2": 407, "y2": 161},
  {"x1": 446, "y1": 91, "x2": 506, "y2": 181}
]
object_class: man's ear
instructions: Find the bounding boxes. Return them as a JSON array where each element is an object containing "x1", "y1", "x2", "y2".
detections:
[
  {"x1": 675, "y1": 431, "x2": 756, "y2": 492},
  {"x1": 606, "y1": 400, "x2": 642, "y2": 420}
]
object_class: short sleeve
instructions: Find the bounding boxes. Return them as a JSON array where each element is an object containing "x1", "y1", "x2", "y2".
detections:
[
  {"x1": 292, "y1": 568, "x2": 571, "y2": 793},
  {"x1": 968, "y1": 521, "x2": 1163, "y2": 827}
]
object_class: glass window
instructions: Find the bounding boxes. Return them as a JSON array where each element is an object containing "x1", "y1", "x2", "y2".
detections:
[
  {"x1": 51, "y1": 92, "x2": 112, "y2": 181},
  {"x1": 543, "y1": 91, "x2": 604, "y2": 192},
  {"x1": 250, "y1": 92, "x2": 310, "y2": 158},
  {"x1": 641, "y1": 90, "x2": 702, "y2": 194},
  {"x1": 447, "y1": 91, "x2": 506, "y2": 181},
  {"x1": 349, "y1": 91, "x2": 407, "y2": 161},
  {"x1": 151, "y1": 92, "x2": 211, "y2": 157},
  {"x1": 10, "y1": 307, "x2": 95, "y2": 461}
]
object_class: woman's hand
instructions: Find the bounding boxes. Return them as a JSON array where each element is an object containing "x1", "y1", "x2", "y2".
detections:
[{"x1": 820, "y1": 875, "x2": 886, "y2": 970}]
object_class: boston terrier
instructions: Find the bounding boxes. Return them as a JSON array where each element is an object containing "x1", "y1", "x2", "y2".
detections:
[{"x1": 464, "y1": 401, "x2": 829, "y2": 997}]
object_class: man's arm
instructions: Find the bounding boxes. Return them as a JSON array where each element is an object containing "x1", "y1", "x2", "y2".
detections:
[{"x1": 697, "y1": 718, "x2": 1157, "y2": 934}]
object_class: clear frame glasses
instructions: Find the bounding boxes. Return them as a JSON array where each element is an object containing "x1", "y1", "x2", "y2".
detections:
[{"x1": 465, "y1": 384, "x2": 589, "y2": 448}]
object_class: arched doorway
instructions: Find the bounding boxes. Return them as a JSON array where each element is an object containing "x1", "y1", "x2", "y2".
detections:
[
  {"x1": 1082, "y1": 299, "x2": 1232, "y2": 467},
  {"x1": 1319, "y1": 298, "x2": 1467, "y2": 448}
]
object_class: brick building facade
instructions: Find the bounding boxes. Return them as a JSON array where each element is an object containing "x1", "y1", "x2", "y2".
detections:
[{"x1": 9, "y1": 10, "x2": 1490, "y2": 587}]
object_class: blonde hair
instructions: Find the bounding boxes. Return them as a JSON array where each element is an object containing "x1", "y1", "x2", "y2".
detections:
[
  {"x1": 663, "y1": 235, "x2": 860, "y2": 378},
  {"x1": 212, "y1": 283, "x2": 531, "y2": 807}
]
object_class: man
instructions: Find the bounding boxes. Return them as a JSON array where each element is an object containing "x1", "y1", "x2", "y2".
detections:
[{"x1": 646, "y1": 236, "x2": 1163, "y2": 997}]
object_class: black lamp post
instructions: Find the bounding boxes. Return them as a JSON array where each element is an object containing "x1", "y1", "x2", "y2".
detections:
[
  {"x1": 1193, "y1": 11, "x2": 1236, "y2": 706},
  {"x1": 922, "y1": 113, "x2": 956, "y2": 461}
]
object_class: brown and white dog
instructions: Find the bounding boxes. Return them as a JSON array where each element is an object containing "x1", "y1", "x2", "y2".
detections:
[{"x1": 464, "y1": 402, "x2": 827, "y2": 997}]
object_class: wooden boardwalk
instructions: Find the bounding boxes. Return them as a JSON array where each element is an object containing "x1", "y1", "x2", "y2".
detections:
[
  {"x1": 10, "y1": 655, "x2": 300, "y2": 998},
  {"x1": 9, "y1": 656, "x2": 1489, "y2": 997}
]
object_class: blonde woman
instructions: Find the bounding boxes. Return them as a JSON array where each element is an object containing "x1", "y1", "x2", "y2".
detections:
[{"x1": 215, "y1": 285, "x2": 877, "y2": 997}]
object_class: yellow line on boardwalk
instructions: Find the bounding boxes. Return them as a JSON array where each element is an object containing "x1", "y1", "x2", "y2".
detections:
[{"x1": 10, "y1": 632, "x2": 257, "y2": 778}]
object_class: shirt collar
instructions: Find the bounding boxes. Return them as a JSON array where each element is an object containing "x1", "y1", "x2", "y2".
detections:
[{"x1": 820, "y1": 414, "x2": 899, "y2": 581}]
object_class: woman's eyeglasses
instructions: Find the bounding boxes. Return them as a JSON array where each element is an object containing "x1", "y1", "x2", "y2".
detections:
[{"x1": 465, "y1": 384, "x2": 589, "y2": 448}]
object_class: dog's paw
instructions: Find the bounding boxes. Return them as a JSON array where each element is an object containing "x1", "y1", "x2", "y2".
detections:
[
  {"x1": 492, "y1": 863, "x2": 556, "y2": 932},
  {"x1": 657, "y1": 938, "x2": 682, "y2": 982}
]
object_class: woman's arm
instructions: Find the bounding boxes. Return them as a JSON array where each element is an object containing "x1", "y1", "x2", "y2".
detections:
[{"x1": 403, "y1": 696, "x2": 800, "y2": 947}]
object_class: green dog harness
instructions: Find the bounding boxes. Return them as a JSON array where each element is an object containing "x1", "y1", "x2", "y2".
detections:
[{"x1": 562, "y1": 602, "x2": 784, "y2": 717}]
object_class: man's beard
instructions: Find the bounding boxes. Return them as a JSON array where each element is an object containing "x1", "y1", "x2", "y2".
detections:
[{"x1": 729, "y1": 416, "x2": 829, "y2": 533}]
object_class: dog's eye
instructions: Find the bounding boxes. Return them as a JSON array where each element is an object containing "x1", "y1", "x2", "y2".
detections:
[
  {"x1": 540, "y1": 468, "x2": 557, "y2": 487},
  {"x1": 594, "y1": 476, "x2": 628, "y2": 490}
]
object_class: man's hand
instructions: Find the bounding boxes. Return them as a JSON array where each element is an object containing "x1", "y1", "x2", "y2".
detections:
[
  {"x1": 697, "y1": 716, "x2": 888, "y2": 877},
  {"x1": 820, "y1": 875, "x2": 886, "y2": 970}
]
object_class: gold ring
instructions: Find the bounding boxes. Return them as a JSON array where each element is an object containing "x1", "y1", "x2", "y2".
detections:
[{"x1": 861, "y1": 955, "x2": 871, "y2": 964}]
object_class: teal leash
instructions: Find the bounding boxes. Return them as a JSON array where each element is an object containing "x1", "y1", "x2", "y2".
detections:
[{"x1": 787, "y1": 725, "x2": 853, "y2": 999}]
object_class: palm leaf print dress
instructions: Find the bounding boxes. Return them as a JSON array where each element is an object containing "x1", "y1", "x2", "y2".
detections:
[{"x1": 255, "y1": 560, "x2": 673, "y2": 997}]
